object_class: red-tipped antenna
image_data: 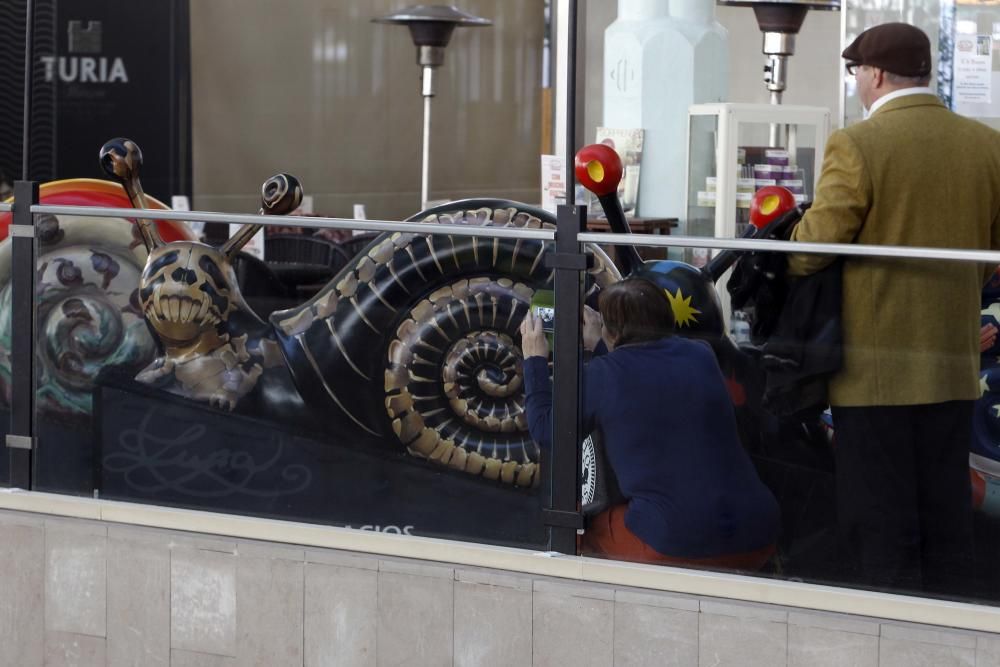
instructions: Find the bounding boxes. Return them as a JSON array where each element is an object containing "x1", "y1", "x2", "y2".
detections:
[
  {"x1": 574, "y1": 143, "x2": 641, "y2": 275},
  {"x1": 574, "y1": 143, "x2": 623, "y2": 197},
  {"x1": 703, "y1": 185, "x2": 802, "y2": 282},
  {"x1": 749, "y1": 186, "x2": 797, "y2": 229}
]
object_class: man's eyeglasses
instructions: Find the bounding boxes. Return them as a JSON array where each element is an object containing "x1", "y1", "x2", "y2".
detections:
[{"x1": 845, "y1": 62, "x2": 862, "y2": 76}]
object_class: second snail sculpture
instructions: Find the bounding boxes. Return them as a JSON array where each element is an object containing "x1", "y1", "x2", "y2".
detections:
[{"x1": 100, "y1": 138, "x2": 621, "y2": 488}]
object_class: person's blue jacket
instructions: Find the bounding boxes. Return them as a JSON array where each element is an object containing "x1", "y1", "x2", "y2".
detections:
[{"x1": 523, "y1": 336, "x2": 780, "y2": 558}]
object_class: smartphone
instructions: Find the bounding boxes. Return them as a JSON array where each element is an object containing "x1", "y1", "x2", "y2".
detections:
[{"x1": 530, "y1": 289, "x2": 555, "y2": 346}]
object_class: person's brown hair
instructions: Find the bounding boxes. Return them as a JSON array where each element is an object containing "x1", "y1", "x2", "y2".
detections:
[{"x1": 598, "y1": 277, "x2": 674, "y2": 347}]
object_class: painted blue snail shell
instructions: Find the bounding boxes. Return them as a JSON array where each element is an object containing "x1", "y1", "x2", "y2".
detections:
[{"x1": 101, "y1": 139, "x2": 622, "y2": 488}]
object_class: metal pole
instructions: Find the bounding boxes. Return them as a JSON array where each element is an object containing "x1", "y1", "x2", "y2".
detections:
[
  {"x1": 8, "y1": 182, "x2": 37, "y2": 488},
  {"x1": 545, "y1": 203, "x2": 585, "y2": 554},
  {"x1": 21, "y1": 0, "x2": 34, "y2": 178},
  {"x1": 421, "y1": 65, "x2": 434, "y2": 208},
  {"x1": 564, "y1": 0, "x2": 578, "y2": 201},
  {"x1": 7, "y1": 0, "x2": 37, "y2": 487},
  {"x1": 763, "y1": 32, "x2": 791, "y2": 148},
  {"x1": 768, "y1": 120, "x2": 782, "y2": 148},
  {"x1": 838, "y1": 2, "x2": 848, "y2": 129},
  {"x1": 768, "y1": 88, "x2": 783, "y2": 147}
]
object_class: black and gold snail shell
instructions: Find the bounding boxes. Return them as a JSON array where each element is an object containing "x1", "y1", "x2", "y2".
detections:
[{"x1": 272, "y1": 202, "x2": 620, "y2": 487}]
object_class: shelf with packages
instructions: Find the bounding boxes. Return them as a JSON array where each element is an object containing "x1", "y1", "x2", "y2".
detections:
[
  {"x1": 586, "y1": 215, "x2": 678, "y2": 263},
  {"x1": 693, "y1": 167, "x2": 809, "y2": 238}
]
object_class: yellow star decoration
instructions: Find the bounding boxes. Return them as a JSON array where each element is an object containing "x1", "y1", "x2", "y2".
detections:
[{"x1": 664, "y1": 288, "x2": 701, "y2": 328}]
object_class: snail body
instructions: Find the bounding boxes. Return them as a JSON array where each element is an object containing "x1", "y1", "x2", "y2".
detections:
[
  {"x1": 96, "y1": 139, "x2": 307, "y2": 413},
  {"x1": 135, "y1": 240, "x2": 278, "y2": 410}
]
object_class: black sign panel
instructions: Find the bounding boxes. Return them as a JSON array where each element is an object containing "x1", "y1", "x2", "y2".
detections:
[
  {"x1": 94, "y1": 377, "x2": 548, "y2": 549},
  {"x1": 0, "y1": 0, "x2": 191, "y2": 201}
]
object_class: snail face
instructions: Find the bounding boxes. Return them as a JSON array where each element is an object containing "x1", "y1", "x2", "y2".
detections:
[{"x1": 139, "y1": 242, "x2": 237, "y2": 344}]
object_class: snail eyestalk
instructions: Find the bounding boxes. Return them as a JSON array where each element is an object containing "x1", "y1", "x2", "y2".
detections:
[
  {"x1": 574, "y1": 144, "x2": 642, "y2": 276},
  {"x1": 98, "y1": 138, "x2": 164, "y2": 252},
  {"x1": 703, "y1": 187, "x2": 799, "y2": 282},
  {"x1": 222, "y1": 172, "x2": 304, "y2": 259}
]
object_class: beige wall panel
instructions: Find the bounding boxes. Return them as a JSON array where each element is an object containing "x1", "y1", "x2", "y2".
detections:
[{"x1": 190, "y1": 0, "x2": 543, "y2": 220}]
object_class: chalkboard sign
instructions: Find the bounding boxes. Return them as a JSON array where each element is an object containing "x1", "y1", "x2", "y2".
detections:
[{"x1": 95, "y1": 376, "x2": 549, "y2": 549}]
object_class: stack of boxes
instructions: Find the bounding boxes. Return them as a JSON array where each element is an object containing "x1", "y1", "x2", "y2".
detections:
[{"x1": 695, "y1": 147, "x2": 807, "y2": 236}]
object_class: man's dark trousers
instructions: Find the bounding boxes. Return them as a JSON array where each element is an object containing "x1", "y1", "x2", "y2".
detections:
[{"x1": 832, "y1": 401, "x2": 975, "y2": 595}]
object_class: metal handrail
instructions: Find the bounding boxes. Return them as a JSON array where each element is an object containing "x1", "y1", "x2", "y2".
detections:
[
  {"x1": 29, "y1": 205, "x2": 556, "y2": 241},
  {"x1": 20, "y1": 203, "x2": 1000, "y2": 264},
  {"x1": 578, "y1": 231, "x2": 1000, "y2": 265}
]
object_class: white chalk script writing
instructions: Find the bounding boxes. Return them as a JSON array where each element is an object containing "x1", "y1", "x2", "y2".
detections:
[{"x1": 104, "y1": 409, "x2": 311, "y2": 498}]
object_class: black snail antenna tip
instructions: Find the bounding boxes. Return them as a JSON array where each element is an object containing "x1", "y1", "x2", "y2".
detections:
[
  {"x1": 99, "y1": 138, "x2": 142, "y2": 183},
  {"x1": 261, "y1": 173, "x2": 304, "y2": 216},
  {"x1": 97, "y1": 138, "x2": 163, "y2": 251},
  {"x1": 221, "y1": 173, "x2": 305, "y2": 258}
]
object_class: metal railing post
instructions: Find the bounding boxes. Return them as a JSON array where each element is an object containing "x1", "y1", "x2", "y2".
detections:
[
  {"x1": 544, "y1": 203, "x2": 587, "y2": 553},
  {"x1": 7, "y1": 181, "x2": 38, "y2": 487},
  {"x1": 21, "y1": 0, "x2": 34, "y2": 180}
]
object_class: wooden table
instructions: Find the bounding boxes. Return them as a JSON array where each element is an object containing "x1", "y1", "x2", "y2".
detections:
[{"x1": 585, "y1": 216, "x2": 678, "y2": 264}]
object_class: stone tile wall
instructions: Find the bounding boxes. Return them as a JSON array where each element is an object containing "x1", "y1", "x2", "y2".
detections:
[{"x1": 1, "y1": 509, "x2": 997, "y2": 667}]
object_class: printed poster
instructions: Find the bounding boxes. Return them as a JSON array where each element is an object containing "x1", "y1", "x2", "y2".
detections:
[
  {"x1": 595, "y1": 127, "x2": 644, "y2": 213},
  {"x1": 954, "y1": 34, "x2": 993, "y2": 115},
  {"x1": 540, "y1": 155, "x2": 565, "y2": 213}
]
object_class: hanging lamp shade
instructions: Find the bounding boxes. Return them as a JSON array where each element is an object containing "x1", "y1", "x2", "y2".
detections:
[
  {"x1": 716, "y1": 0, "x2": 838, "y2": 34},
  {"x1": 372, "y1": 5, "x2": 492, "y2": 49}
]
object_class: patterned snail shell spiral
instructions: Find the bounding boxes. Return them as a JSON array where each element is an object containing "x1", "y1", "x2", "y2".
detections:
[
  {"x1": 0, "y1": 213, "x2": 154, "y2": 418},
  {"x1": 271, "y1": 204, "x2": 620, "y2": 488},
  {"x1": 0, "y1": 179, "x2": 192, "y2": 420}
]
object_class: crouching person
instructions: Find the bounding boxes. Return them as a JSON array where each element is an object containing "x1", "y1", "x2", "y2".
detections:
[{"x1": 520, "y1": 278, "x2": 780, "y2": 570}]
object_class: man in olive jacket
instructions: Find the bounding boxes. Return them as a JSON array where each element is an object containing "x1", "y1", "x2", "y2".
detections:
[{"x1": 789, "y1": 22, "x2": 1000, "y2": 594}]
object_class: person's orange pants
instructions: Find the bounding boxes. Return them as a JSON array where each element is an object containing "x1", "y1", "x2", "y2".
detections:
[{"x1": 581, "y1": 504, "x2": 775, "y2": 571}]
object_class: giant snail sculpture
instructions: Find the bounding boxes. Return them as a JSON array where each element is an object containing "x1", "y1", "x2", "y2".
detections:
[{"x1": 98, "y1": 138, "x2": 623, "y2": 490}]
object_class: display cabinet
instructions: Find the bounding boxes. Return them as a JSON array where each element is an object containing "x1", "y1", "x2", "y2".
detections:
[
  {"x1": 685, "y1": 103, "x2": 830, "y2": 262},
  {"x1": 684, "y1": 103, "x2": 830, "y2": 328}
]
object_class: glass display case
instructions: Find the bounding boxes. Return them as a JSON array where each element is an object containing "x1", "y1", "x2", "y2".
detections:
[{"x1": 685, "y1": 102, "x2": 830, "y2": 321}]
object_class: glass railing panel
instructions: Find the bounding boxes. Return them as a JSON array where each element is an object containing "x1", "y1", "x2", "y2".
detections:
[
  {"x1": 572, "y1": 233, "x2": 1000, "y2": 606},
  {"x1": 14, "y1": 190, "x2": 1000, "y2": 606},
  {"x1": 22, "y1": 199, "x2": 559, "y2": 550}
]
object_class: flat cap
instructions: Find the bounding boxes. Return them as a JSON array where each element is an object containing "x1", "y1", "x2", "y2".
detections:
[{"x1": 842, "y1": 22, "x2": 931, "y2": 77}]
